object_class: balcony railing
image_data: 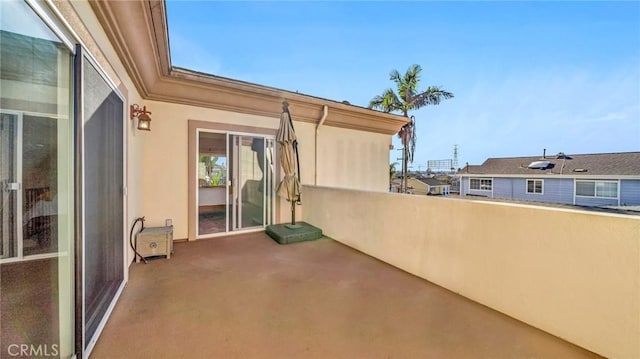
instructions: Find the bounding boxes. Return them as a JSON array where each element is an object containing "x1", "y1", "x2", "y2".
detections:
[{"x1": 301, "y1": 185, "x2": 640, "y2": 359}]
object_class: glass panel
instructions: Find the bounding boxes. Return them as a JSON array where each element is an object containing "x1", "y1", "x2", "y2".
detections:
[
  {"x1": 23, "y1": 115, "x2": 58, "y2": 256},
  {"x1": 480, "y1": 179, "x2": 492, "y2": 191},
  {"x1": 528, "y1": 180, "x2": 542, "y2": 194},
  {"x1": 596, "y1": 182, "x2": 617, "y2": 198},
  {"x1": 527, "y1": 180, "x2": 534, "y2": 193},
  {"x1": 576, "y1": 181, "x2": 595, "y2": 196},
  {"x1": 242, "y1": 137, "x2": 265, "y2": 228},
  {"x1": 197, "y1": 132, "x2": 227, "y2": 235},
  {"x1": 229, "y1": 135, "x2": 237, "y2": 230},
  {"x1": 0, "y1": 0, "x2": 74, "y2": 357},
  {"x1": 1, "y1": 113, "x2": 18, "y2": 259},
  {"x1": 228, "y1": 134, "x2": 269, "y2": 231},
  {"x1": 82, "y1": 57, "x2": 124, "y2": 348}
]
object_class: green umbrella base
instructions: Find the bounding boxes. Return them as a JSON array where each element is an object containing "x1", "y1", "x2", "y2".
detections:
[{"x1": 266, "y1": 222, "x2": 323, "y2": 244}]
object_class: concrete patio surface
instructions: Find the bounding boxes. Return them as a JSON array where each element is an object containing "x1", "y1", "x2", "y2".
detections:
[{"x1": 91, "y1": 232, "x2": 600, "y2": 358}]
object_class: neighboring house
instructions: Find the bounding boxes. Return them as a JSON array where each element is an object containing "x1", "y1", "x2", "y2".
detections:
[
  {"x1": 408, "y1": 176, "x2": 450, "y2": 195},
  {"x1": 390, "y1": 176, "x2": 450, "y2": 195},
  {"x1": 459, "y1": 152, "x2": 640, "y2": 207}
]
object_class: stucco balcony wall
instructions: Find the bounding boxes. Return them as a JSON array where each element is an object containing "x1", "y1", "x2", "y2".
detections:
[{"x1": 301, "y1": 185, "x2": 640, "y2": 359}]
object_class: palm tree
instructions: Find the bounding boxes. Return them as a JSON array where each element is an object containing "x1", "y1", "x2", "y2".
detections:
[
  {"x1": 369, "y1": 64, "x2": 453, "y2": 193},
  {"x1": 389, "y1": 162, "x2": 399, "y2": 192},
  {"x1": 390, "y1": 162, "x2": 398, "y2": 180}
]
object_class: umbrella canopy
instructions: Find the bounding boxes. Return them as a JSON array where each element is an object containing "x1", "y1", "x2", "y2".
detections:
[{"x1": 276, "y1": 102, "x2": 301, "y2": 224}]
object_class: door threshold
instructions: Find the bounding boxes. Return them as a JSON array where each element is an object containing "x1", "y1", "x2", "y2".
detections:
[{"x1": 196, "y1": 227, "x2": 265, "y2": 240}]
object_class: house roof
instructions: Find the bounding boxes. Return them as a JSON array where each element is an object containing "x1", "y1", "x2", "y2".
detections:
[
  {"x1": 393, "y1": 176, "x2": 449, "y2": 187},
  {"x1": 88, "y1": 0, "x2": 408, "y2": 135},
  {"x1": 414, "y1": 176, "x2": 449, "y2": 187},
  {"x1": 459, "y1": 152, "x2": 640, "y2": 177}
]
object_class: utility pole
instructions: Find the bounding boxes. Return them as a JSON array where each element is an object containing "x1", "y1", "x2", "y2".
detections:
[
  {"x1": 401, "y1": 117, "x2": 416, "y2": 194},
  {"x1": 396, "y1": 148, "x2": 405, "y2": 193},
  {"x1": 452, "y1": 144, "x2": 459, "y2": 172},
  {"x1": 402, "y1": 147, "x2": 408, "y2": 194}
]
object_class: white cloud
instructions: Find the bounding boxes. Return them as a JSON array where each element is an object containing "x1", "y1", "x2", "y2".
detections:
[{"x1": 585, "y1": 112, "x2": 628, "y2": 123}]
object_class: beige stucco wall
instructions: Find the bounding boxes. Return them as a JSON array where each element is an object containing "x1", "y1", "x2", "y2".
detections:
[
  {"x1": 140, "y1": 100, "x2": 278, "y2": 239},
  {"x1": 316, "y1": 125, "x2": 390, "y2": 192},
  {"x1": 302, "y1": 185, "x2": 640, "y2": 359},
  {"x1": 141, "y1": 101, "x2": 393, "y2": 239}
]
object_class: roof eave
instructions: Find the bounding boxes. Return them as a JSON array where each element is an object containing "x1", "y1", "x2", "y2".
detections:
[{"x1": 88, "y1": 0, "x2": 408, "y2": 135}]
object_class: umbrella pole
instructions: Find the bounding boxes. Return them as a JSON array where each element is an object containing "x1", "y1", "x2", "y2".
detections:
[{"x1": 291, "y1": 199, "x2": 296, "y2": 225}]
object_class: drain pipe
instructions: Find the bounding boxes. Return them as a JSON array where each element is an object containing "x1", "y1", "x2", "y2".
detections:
[{"x1": 315, "y1": 105, "x2": 329, "y2": 185}]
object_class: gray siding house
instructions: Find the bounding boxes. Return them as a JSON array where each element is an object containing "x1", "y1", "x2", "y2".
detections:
[{"x1": 459, "y1": 152, "x2": 640, "y2": 207}]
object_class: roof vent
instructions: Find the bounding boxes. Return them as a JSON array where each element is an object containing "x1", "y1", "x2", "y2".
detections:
[
  {"x1": 528, "y1": 160, "x2": 551, "y2": 169},
  {"x1": 556, "y1": 152, "x2": 571, "y2": 159},
  {"x1": 573, "y1": 168, "x2": 587, "y2": 173}
]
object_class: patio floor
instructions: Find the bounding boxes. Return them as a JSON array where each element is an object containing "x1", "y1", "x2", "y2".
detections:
[{"x1": 91, "y1": 232, "x2": 600, "y2": 358}]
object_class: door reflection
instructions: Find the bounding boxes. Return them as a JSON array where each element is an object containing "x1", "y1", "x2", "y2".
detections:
[{"x1": 22, "y1": 116, "x2": 58, "y2": 256}]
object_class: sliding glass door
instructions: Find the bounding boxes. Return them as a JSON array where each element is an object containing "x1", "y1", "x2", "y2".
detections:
[
  {"x1": 79, "y1": 53, "x2": 125, "y2": 354},
  {"x1": 0, "y1": 113, "x2": 18, "y2": 260},
  {"x1": 0, "y1": 1, "x2": 75, "y2": 356},
  {"x1": 1, "y1": 2, "x2": 126, "y2": 357},
  {"x1": 197, "y1": 131, "x2": 274, "y2": 237},
  {"x1": 229, "y1": 134, "x2": 275, "y2": 231}
]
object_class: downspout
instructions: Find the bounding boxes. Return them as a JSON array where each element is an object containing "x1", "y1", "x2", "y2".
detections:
[{"x1": 315, "y1": 105, "x2": 329, "y2": 185}]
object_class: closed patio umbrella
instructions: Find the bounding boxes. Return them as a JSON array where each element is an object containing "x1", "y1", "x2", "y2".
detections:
[
  {"x1": 276, "y1": 101, "x2": 301, "y2": 225},
  {"x1": 266, "y1": 101, "x2": 322, "y2": 244}
]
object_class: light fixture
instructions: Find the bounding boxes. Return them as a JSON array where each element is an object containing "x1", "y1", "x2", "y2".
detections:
[{"x1": 130, "y1": 104, "x2": 152, "y2": 131}]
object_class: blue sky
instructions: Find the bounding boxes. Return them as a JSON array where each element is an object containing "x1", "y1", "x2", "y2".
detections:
[{"x1": 167, "y1": 1, "x2": 640, "y2": 168}]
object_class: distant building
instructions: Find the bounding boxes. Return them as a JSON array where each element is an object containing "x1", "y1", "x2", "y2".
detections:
[
  {"x1": 459, "y1": 152, "x2": 640, "y2": 207},
  {"x1": 391, "y1": 176, "x2": 450, "y2": 195}
]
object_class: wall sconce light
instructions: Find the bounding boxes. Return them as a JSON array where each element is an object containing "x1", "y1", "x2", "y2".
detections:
[{"x1": 130, "y1": 104, "x2": 152, "y2": 131}]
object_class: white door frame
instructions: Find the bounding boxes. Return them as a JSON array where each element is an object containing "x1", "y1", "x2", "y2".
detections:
[{"x1": 195, "y1": 129, "x2": 275, "y2": 239}]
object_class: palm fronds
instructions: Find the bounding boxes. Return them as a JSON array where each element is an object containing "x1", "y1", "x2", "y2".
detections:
[
  {"x1": 369, "y1": 64, "x2": 453, "y2": 192},
  {"x1": 368, "y1": 88, "x2": 402, "y2": 113}
]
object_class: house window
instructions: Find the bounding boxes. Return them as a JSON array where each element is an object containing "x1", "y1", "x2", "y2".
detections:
[
  {"x1": 575, "y1": 180, "x2": 618, "y2": 198},
  {"x1": 470, "y1": 178, "x2": 492, "y2": 191},
  {"x1": 527, "y1": 179, "x2": 543, "y2": 194},
  {"x1": 597, "y1": 182, "x2": 618, "y2": 198}
]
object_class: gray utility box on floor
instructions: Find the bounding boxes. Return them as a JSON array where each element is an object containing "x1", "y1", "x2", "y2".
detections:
[{"x1": 136, "y1": 225, "x2": 173, "y2": 263}]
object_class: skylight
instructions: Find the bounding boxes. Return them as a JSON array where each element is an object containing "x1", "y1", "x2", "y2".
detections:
[{"x1": 528, "y1": 161, "x2": 551, "y2": 169}]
